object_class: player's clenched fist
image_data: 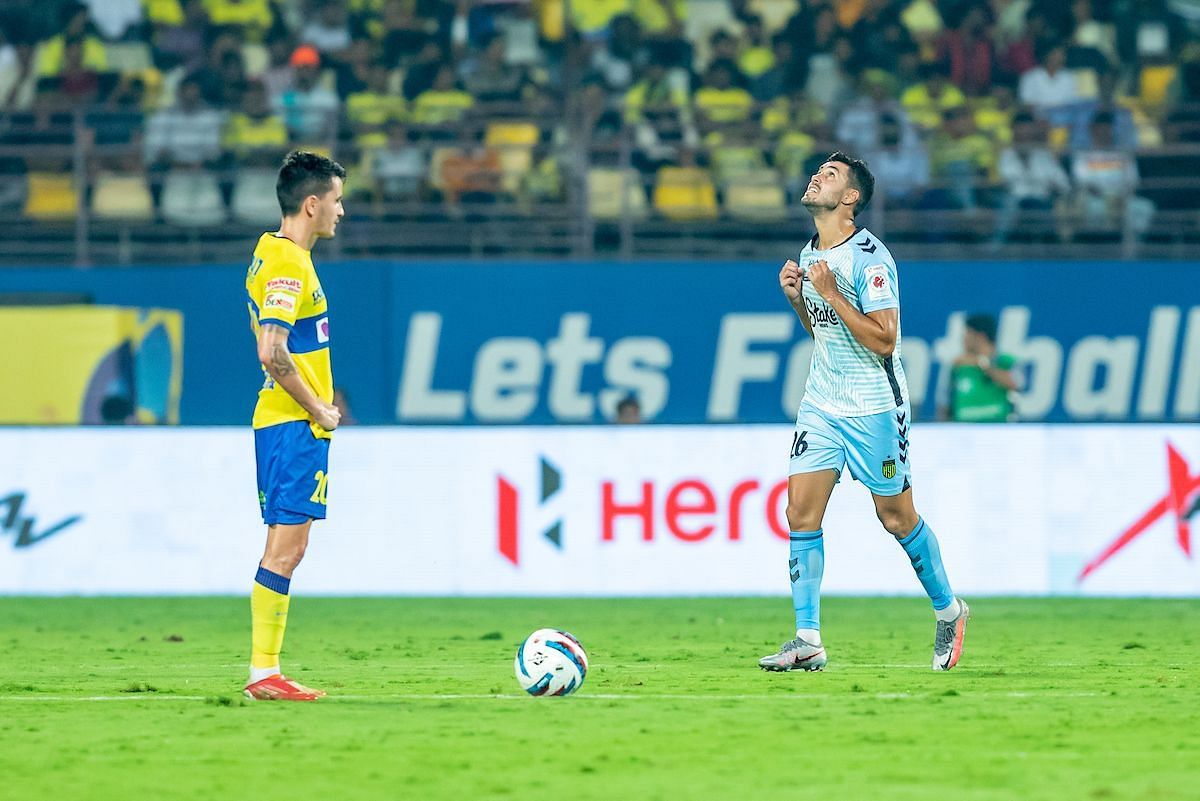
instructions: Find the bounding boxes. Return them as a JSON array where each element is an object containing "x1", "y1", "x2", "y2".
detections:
[
  {"x1": 779, "y1": 259, "x2": 803, "y2": 304},
  {"x1": 807, "y1": 259, "x2": 839, "y2": 303},
  {"x1": 313, "y1": 403, "x2": 341, "y2": 431}
]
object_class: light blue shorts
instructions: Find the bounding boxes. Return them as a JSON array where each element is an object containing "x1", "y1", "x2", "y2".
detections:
[{"x1": 788, "y1": 400, "x2": 912, "y2": 496}]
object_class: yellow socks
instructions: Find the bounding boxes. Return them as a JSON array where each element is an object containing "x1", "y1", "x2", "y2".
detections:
[{"x1": 250, "y1": 566, "x2": 291, "y2": 682}]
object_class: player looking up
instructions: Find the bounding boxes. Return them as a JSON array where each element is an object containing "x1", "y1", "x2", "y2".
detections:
[
  {"x1": 759, "y1": 152, "x2": 969, "y2": 673},
  {"x1": 242, "y1": 150, "x2": 345, "y2": 700}
]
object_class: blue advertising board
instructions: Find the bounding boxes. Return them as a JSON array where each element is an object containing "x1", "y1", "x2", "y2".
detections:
[{"x1": 2, "y1": 259, "x2": 1197, "y2": 424}]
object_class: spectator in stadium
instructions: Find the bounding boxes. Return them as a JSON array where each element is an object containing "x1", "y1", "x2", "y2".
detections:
[
  {"x1": 929, "y1": 105, "x2": 996, "y2": 211},
  {"x1": 937, "y1": 4, "x2": 996, "y2": 97},
  {"x1": 331, "y1": 38, "x2": 374, "y2": 99},
  {"x1": 999, "y1": 5, "x2": 1055, "y2": 80},
  {"x1": 899, "y1": 0, "x2": 943, "y2": 50},
  {"x1": 144, "y1": 74, "x2": 225, "y2": 173},
  {"x1": 615, "y1": 394, "x2": 642, "y2": 424},
  {"x1": 401, "y1": 40, "x2": 445, "y2": 100},
  {"x1": 345, "y1": 63, "x2": 406, "y2": 149},
  {"x1": 737, "y1": 15, "x2": 775, "y2": 82},
  {"x1": 900, "y1": 60, "x2": 966, "y2": 134},
  {"x1": 973, "y1": 81, "x2": 1018, "y2": 150},
  {"x1": 590, "y1": 14, "x2": 647, "y2": 95},
  {"x1": 367, "y1": 119, "x2": 427, "y2": 203},
  {"x1": 273, "y1": 45, "x2": 339, "y2": 144},
  {"x1": 1070, "y1": 70, "x2": 1139, "y2": 152},
  {"x1": 866, "y1": 112, "x2": 930, "y2": 208},
  {"x1": 805, "y1": 30, "x2": 855, "y2": 112},
  {"x1": 633, "y1": 0, "x2": 685, "y2": 43},
  {"x1": 410, "y1": 62, "x2": 475, "y2": 132},
  {"x1": 81, "y1": 0, "x2": 142, "y2": 41},
  {"x1": 1018, "y1": 42, "x2": 1079, "y2": 126},
  {"x1": 223, "y1": 79, "x2": 289, "y2": 166},
  {"x1": 302, "y1": 0, "x2": 354, "y2": 56},
  {"x1": 836, "y1": 70, "x2": 909, "y2": 154},
  {"x1": 260, "y1": 36, "x2": 297, "y2": 100},
  {"x1": 993, "y1": 111, "x2": 1071, "y2": 244},
  {"x1": 751, "y1": 34, "x2": 803, "y2": 102},
  {"x1": 942, "y1": 313, "x2": 1020, "y2": 423},
  {"x1": 1071, "y1": 111, "x2": 1155, "y2": 238},
  {"x1": 569, "y1": 0, "x2": 630, "y2": 41},
  {"x1": 50, "y1": 37, "x2": 104, "y2": 106},
  {"x1": 0, "y1": 37, "x2": 37, "y2": 111},
  {"x1": 377, "y1": 0, "x2": 434, "y2": 69},
  {"x1": 34, "y1": 3, "x2": 107, "y2": 78},
  {"x1": 203, "y1": 0, "x2": 274, "y2": 40},
  {"x1": 693, "y1": 59, "x2": 754, "y2": 135},
  {"x1": 624, "y1": 58, "x2": 688, "y2": 125},
  {"x1": 191, "y1": 34, "x2": 249, "y2": 108},
  {"x1": 462, "y1": 32, "x2": 533, "y2": 104}
]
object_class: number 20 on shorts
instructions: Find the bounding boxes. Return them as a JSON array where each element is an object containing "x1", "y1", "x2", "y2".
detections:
[{"x1": 310, "y1": 470, "x2": 329, "y2": 505}]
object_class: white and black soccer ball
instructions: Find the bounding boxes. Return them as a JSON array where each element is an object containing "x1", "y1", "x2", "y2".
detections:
[{"x1": 514, "y1": 628, "x2": 588, "y2": 697}]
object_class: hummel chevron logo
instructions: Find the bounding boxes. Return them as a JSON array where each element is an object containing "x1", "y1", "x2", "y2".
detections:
[
  {"x1": 0, "y1": 492, "x2": 82, "y2": 548},
  {"x1": 1079, "y1": 442, "x2": 1200, "y2": 581},
  {"x1": 789, "y1": 557, "x2": 800, "y2": 583},
  {"x1": 856, "y1": 238, "x2": 877, "y2": 253}
]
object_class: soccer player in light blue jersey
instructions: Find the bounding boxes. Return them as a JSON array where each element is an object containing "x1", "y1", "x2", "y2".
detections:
[{"x1": 759, "y1": 153, "x2": 970, "y2": 672}]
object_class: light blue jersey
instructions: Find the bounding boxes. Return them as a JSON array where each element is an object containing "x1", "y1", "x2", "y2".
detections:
[{"x1": 798, "y1": 227, "x2": 907, "y2": 417}]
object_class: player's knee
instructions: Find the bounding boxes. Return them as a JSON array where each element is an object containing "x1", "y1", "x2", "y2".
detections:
[
  {"x1": 786, "y1": 502, "x2": 822, "y2": 532},
  {"x1": 877, "y1": 509, "x2": 917, "y2": 538},
  {"x1": 263, "y1": 543, "x2": 307, "y2": 574}
]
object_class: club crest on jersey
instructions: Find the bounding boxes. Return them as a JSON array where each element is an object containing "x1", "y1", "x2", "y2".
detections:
[{"x1": 882, "y1": 459, "x2": 897, "y2": 479}]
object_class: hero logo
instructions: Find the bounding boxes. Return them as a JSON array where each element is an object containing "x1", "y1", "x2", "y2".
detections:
[
  {"x1": 317, "y1": 317, "x2": 330, "y2": 344},
  {"x1": 497, "y1": 457, "x2": 563, "y2": 566},
  {"x1": 497, "y1": 463, "x2": 791, "y2": 565},
  {"x1": 1079, "y1": 442, "x2": 1200, "y2": 581}
]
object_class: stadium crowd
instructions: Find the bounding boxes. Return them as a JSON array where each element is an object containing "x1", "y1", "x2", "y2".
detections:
[{"x1": 1, "y1": 0, "x2": 1198, "y2": 243}]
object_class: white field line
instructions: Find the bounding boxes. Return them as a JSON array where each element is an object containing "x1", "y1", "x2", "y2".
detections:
[{"x1": 0, "y1": 690, "x2": 1106, "y2": 703}]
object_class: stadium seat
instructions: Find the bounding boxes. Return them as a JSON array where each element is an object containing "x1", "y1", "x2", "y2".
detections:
[
  {"x1": 231, "y1": 169, "x2": 282, "y2": 224},
  {"x1": 710, "y1": 145, "x2": 767, "y2": 187},
  {"x1": 91, "y1": 173, "x2": 154, "y2": 221},
  {"x1": 161, "y1": 171, "x2": 226, "y2": 226},
  {"x1": 652, "y1": 167, "x2": 718, "y2": 221},
  {"x1": 586, "y1": 168, "x2": 647, "y2": 221},
  {"x1": 485, "y1": 122, "x2": 539, "y2": 192},
  {"x1": 725, "y1": 170, "x2": 787, "y2": 221},
  {"x1": 104, "y1": 42, "x2": 153, "y2": 74},
  {"x1": 23, "y1": 173, "x2": 78, "y2": 220}
]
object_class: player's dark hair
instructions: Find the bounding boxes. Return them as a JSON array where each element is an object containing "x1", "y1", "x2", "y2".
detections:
[
  {"x1": 965, "y1": 313, "x2": 998, "y2": 343},
  {"x1": 826, "y1": 151, "x2": 874, "y2": 217},
  {"x1": 276, "y1": 150, "x2": 346, "y2": 216}
]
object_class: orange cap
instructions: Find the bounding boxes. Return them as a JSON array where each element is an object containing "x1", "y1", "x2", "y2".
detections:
[{"x1": 290, "y1": 45, "x2": 320, "y2": 68}]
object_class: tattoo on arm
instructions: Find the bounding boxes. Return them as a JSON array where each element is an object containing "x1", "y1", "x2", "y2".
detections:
[{"x1": 270, "y1": 343, "x2": 296, "y2": 377}]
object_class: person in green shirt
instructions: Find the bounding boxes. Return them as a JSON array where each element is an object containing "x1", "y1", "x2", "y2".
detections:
[{"x1": 947, "y1": 314, "x2": 1020, "y2": 422}]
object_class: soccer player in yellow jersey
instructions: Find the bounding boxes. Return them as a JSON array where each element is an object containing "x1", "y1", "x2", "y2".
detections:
[{"x1": 243, "y1": 151, "x2": 345, "y2": 701}]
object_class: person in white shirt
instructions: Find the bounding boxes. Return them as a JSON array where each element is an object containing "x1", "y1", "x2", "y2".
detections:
[
  {"x1": 1018, "y1": 43, "x2": 1079, "y2": 126},
  {"x1": 994, "y1": 111, "x2": 1071, "y2": 243},
  {"x1": 1071, "y1": 111, "x2": 1154, "y2": 237}
]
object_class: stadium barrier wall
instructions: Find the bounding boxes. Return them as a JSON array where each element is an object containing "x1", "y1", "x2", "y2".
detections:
[
  {"x1": 1, "y1": 260, "x2": 1197, "y2": 425},
  {"x1": 1, "y1": 425, "x2": 1197, "y2": 596}
]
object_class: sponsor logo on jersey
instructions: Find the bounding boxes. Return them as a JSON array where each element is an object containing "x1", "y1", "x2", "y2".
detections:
[
  {"x1": 312, "y1": 286, "x2": 325, "y2": 304},
  {"x1": 266, "y1": 277, "x2": 303, "y2": 294},
  {"x1": 264, "y1": 292, "x2": 295, "y2": 311},
  {"x1": 316, "y1": 317, "x2": 330, "y2": 343}
]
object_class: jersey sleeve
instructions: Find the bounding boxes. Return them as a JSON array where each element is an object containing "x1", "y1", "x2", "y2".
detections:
[
  {"x1": 853, "y1": 252, "x2": 899, "y2": 314},
  {"x1": 256, "y1": 260, "x2": 307, "y2": 329}
]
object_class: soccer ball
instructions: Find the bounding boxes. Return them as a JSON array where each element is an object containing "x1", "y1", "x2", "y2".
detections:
[{"x1": 514, "y1": 628, "x2": 588, "y2": 697}]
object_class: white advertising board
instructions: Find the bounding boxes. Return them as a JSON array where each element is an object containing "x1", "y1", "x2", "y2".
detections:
[{"x1": 1, "y1": 426, "x2": 1197, "y2": 596}]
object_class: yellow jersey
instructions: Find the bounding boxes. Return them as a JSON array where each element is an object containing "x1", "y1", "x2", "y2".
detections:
[{"x1": 245, "y1": 233, "x2": 333, "y2": 439}]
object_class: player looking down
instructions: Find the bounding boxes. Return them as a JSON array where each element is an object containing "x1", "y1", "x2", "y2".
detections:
[
  {"x1": 242, "y1": 151, "x2": 345, "y2": 700},
  {"x1": 760, "y1": 152, "x2": 969, "y2": 673}
]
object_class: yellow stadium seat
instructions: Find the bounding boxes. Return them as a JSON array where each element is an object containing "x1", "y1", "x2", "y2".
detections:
[
  {"x1": 91, "y1": 173, "x2": 153, "y2": 220},
  {"x1": 23, "y1": 173, "x2": 77, "y2": 220},
  {"x1": 653, "y1": 167, "x2": 718, "y2": 221},
  {"x1": 725, "y1": 180, "x2": 787, "y2": 221},
  {"x1": 587, "y1": 168, "x2": 647, "y2": 221},
  {"x1": 710, "y1": 145, "x2": 767, "y2": 186},
  {"x1": 484, "y1": 121, "x2": 540, "y2": 147}
]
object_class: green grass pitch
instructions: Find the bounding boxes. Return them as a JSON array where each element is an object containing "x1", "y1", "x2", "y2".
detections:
[{"x1": 0, "y1": 597, "x2": 1197, "y2": 801}]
